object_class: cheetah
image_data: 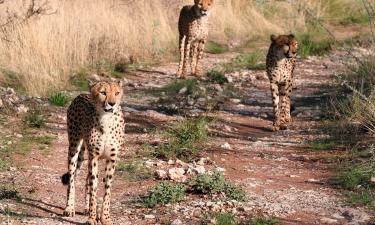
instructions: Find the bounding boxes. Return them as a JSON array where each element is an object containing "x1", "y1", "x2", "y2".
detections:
[
  {"x1": 61, "y1": 80, "x2": 125, "y2": 225},
  {"x1": 177, "y1": 0, "x2": 214, "y2": 78},
  {"x1": 266, "y1": 34, "x2": 298, "y2": 131}
]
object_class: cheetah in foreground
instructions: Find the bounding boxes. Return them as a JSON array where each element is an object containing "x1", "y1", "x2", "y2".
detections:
[
  {"x1": 177, "y1": 0, "x2": 214, "y2": 77},
  {"x1": 61, "y1": 80, "x2": 125, "y2": 225},
  {"x1": 266, "y1": 34, "x2": 298, "y2": 131}
]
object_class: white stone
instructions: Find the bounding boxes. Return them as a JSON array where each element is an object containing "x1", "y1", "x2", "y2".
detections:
[
  {"x1": 168, "y1": 168, "x2": 186, "y2": 182},
  {"x1": 220, "y1": 142, "x2": 232, "y2": 150},
  {"x1": 155, "y1": 170, "x2": 167, "y2": 179}
]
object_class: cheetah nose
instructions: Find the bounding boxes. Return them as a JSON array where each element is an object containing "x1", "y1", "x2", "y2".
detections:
[{"x1": 108, "y1": 102, "x2": 115, "y2": 107}]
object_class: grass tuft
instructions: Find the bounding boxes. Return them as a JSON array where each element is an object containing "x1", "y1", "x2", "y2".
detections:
[
  {"x1": 24, "y1": 110, "x2": 45, "y2": 128},
  {"x1": 205, "y1": 41, "x2": 229, "y2": 54},
  {"x1": 48, "y1": 92, "x2": 71, "y2": 107},
  {"x1": 215, "y1": 213, "x2": 237, "y2": 225},
  {"x1": 223, "y1": 52, "x2": 266, "y2": 72},
  {"x1": 155, "y1": 117, "x2": 209, "y2": 162},
  {"x1": 248, "y1": 217, "x2": 280, "y2": 225},
  {"x1": 207, "y1": 70, "x2": 228, "y2": 85},
  {"x1": 188, "y1": 171, "x2": 247, "y2": 201},
  {"x1": 117, "y1": 160, "x2": 153, "y2": 181},
  {"x1": 297, "y1": 34, "x2": 333, "y2": 58},
  {"x1": 142, "y1": 182, "x2": 186, "y2": 208}
]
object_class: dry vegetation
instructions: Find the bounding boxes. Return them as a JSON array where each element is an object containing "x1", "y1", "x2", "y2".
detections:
[{"x1": 0, "y1": 0, "x2": 366, "y2": 96}]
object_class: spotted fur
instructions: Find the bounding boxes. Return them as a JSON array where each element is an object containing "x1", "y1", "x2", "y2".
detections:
[
  {"x1": 61, "y1": 80, "x2": 125, "y2": 225},
  {"x1": 266, "y1": 34, "x2": 298, "y2": 131},
  {"x1": 177, "y1": 0, "x2": 214, "y2": 77}
]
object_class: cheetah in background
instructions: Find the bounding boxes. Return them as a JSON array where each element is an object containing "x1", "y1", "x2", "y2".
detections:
[
  {"x1": 61, "y1": 80, "x2": 125, "y2": 225},
  {"x1": 266, "y1": 34, "x2": 298, "y2": 131},
  {"x1": 177, "y1": 0, "x2": 214, "y2": 77}
]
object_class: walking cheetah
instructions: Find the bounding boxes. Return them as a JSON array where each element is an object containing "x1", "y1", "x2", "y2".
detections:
[
  {"x1": 61, "y1": 80, "x2": 125, "y2": 225},
  {"x1": 177, "y1": 0, "x2": 214, "y2": 77},
  {"x1": 266, "y1": 34, "x2": 298, "y2": 131}
]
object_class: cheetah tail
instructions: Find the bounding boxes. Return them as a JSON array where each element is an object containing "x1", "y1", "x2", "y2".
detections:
[{"x1": 61, "y1": 172, "x2": 70, "y2": 185}]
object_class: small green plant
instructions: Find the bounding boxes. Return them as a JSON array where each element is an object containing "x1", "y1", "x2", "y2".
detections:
[
  {"x1": 223, "y1": 52, "x2": 266, "y2": 72},
  {"x1": 248, "y1": 217, "x2": 280, "y2": 225},
  {"x1": 155, "y1": 79, "x2": 198, "y2": 96},
  {"x1": 70, "y1": 69, "x2": 89, "y2": 91},
  {"x1": 215, "y1": 213, "x2": 237, "y2": 225},
  {"x1": 338, "y1": 167, "x2": 373, "y2": 189},
  {"x1": 207, "y1": 70, "x2": 228, "y2": 85},
  {"x1": 142, "y1": 182, "x2": 186, "y2": 208},
  {"x1": 205, "y1": 41, "x2": 229, "y2": 54},
  {"x1": 347, "y1": 190, "x2": 375, "y2": 209},
  {"x1": 48, "y1": 92, "x2": 71, "y2": 106},
  {"x1": 117, "y1": 160, "x2": 153, "y2": 181},
  {"x1": 307, "y1": 139, "x2": 337, "y2": 151},
  {"x1": 0, "y1": 158, "x2": 9, "y2": 171},
  {"x1": 188, "y1": 172, "x2": 247, "y2": 201},
  {"x1": 297, "y1": 34, "x2": 333, "y2": 58},
  {"x1": 154, "y1": 117, "x2": 208, "y2": 161},
  {"x1": 24, "y1": 110, "x2": 45, "y2": 128}
]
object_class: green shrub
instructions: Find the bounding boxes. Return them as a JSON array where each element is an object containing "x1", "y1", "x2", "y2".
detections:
[
  {"x1": 338, "y1": 166, "x2": 373, "y2": 189},
  {"x1": 297, "y1": 34, "x2": 333, "y2": 58},
  {"x1": 117, "y1": 161, "x2": 153, "y2": 181},
  {"x1": 142, "y1": 182, "x2": 186, "y2": 208},
  {"x1": 24, "y1": 110, "x2": 45, "y2": 128},
  {"x1": 155, "y1": 117, "x2": 208, "y2": 161},
  {"x1": 48, "y1": 92, "x2": 71, "y2": 107},
  {"x1": 205, "y1": 41, "x2": 229, "y2": 54},
  {"x1": 0, "y1": 158, "x2": 9, "y2": 171},
  {"x1": 70, "y1": 69, "x2": 89, "y2": 91},
  {"x1": 188, "y1": 172, "x2": 247, "y2": 201},
  {"x1": 347, "y1": 190, "x2": 375, "y2": 209},
  {"x1": 223, "y1": 52, "x2": 266, "y2": 72},
  {"x1": 215, "y1": 213, "x2": 237, "y2": 225},
  {"x1": 248, "y1": 217, "x2": 280, "y2": 225},
  {"x1": 155, "y1": 79, "x2": 198, "y2": 96},
  {"x1": 207, "y1": 70, "x2": 228, "y2": 85}
]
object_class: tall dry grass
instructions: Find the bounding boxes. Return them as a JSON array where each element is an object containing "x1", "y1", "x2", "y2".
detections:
[{"x1": 0, "y1": 0, "x2": 363, "y2": 96}]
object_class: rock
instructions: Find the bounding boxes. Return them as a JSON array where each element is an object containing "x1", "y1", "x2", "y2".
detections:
[
  {"x1": 306, "y1": 178, "x2": 324, "y2": 184},
  {"x1": 320, "y1": 218, "x2": 338, "y2": 224},
  {"x1": 197, "y1": 157, "x2": 211, "y2": 166},
  {"x1": 220, "y1": 142, "x2": 232, "y2": 150},
  {"x1": 229, "y1": 98, "x2": 241, "y2": 104},
  {"x1": 175, "y1": 159, "x2": 188, "y2": 167},
  {"x1": 144, "y1": 214, "x2": 155, "y2": 219},
  {"x1": 213, "y1": 84, "x2": 223, "y2": 92},
  {"x1": 168, "y1": 168, "x2": 186, "y2": 182},
  {"x1": 216, "y1": 167, "x2": 226, "y2": 172},
  {"x1": 155, "y1": 170, "x2": 167, "y2": 179},
  {"x1": 168, "y1": 159, "x2": 175, "y2": 165},
  {"x1": 371, "y1": 176, "x2": 375, "y2": 183},
  {"x1": 179, "y1": 87, "x2": 187, "y2": 94},
  {"x1": 16, "y1": 104, "x2": 28, "y2": 114},
  {"x1": 170, "y1": 219, "x2": 183, "y2": 225},
  {"x1": 193, "y1": 165, "x2": 206, "y2": 174}
]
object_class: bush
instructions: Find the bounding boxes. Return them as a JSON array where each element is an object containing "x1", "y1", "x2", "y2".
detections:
[
  {"x1": 117, "y1": 161, "x2": 153, "y2": 181},
  {"x1": 142, "y1": 182, "x2": 186, "y2": 208},
  {"x1": 297, "y1": 34, "x2": 333, "y2": 58},
  {"x1": 205, "y1": 41, "x2": 229, "y2": 54},
  {"x1": 207, "y1": 70, "x2": 228, "y2": 85},
  {"x1": 24, "y1": 110, "x2": 45, "y2": 128},
  {"x1": 155, "y1": 117, "x2": 208, "y2": 161},
  {"x1": 155, "y1": 79, "x2": 198, "y2": 96},
  {"x1": 188, "y1": 172, "x2": 247, "y2": 201},
  {"x1": 215, "y1": 213, "x2": 237, "y2": 225},
  {"x1": 48, "y1": 92, "x2": 71, "y2": 106},
  {"x1": 248, "y1": 217, "x2": 280, "y2": 225}
]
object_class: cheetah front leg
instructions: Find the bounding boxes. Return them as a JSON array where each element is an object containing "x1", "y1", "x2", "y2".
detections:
[
  {"x1": 177, "y1": 35, "x2": 186, "y2": 77},
  {"x1": 87, "y1": 153, "x2": 99, "y2": 225},
  {"x1": 63, "y1": 138, "x2": 84, "y2": 217},
  {"x1": 193, "y1": 39, "x2": 206, "y2": 76},
  {"x1": 270, "y1": 82, "x2": 281, "y2": 131},
  {"x1": 279, "y1": 83, "x2": 293, "y2": 128},
  {"x1": 100, "y1": 157, "x2": 117, "y2": 225},
  {"x1": 191, "y1": 42, "x2": 199, "y2": 75},
  {"x1": 181, "y1": 37, "x2": 193, "y2": 77}
]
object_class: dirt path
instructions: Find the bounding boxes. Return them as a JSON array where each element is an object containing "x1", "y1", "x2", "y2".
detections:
[{"x1": 0, "y1": 51, "x2": 373, "y2": 225}]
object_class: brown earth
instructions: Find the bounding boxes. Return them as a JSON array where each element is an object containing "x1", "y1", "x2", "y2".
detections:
[{"x1": 0, "y1": 50, "x2": 374, "y2": 225}]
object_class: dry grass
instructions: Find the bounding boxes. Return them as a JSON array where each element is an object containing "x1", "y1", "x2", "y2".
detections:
[{"x1": 0, "y1": 0, "x2": 364, "y2": 96}]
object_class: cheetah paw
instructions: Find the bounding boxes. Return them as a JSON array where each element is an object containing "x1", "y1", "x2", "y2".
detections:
[
  {"x1": 86, "y1": 218, "x2": 97, "y2": 225},
  {"x1": 280, "y1": 123, "x2": 288, "y2": 130},
  {"x1": 101, "y1": 217, "x2": 113, "y2": 225},
  {"x1": 271, "y1": 125, "x2": 280, "y2": 132},
  {"x1": 63, "y1": 207, "x2": 75, "y2": 217}
]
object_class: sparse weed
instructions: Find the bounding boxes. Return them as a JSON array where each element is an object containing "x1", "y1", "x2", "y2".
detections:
[
  {"x1": 223, "y1": 52, "x2": 266, "y2": 72},
  {"x1": 188, "y1": 171, "x2": 247, "y2": 201},
  {"x1": 307, "y1": 139, "x2": 337, "y2": 151},
  {"x1": 247, "y1": 217, "x2": 280, "y2": 225},
  {"x1": 117, "y1": 160, "x2": 153, "y2": 181},
  {"x1": 205, "y1": 41, "x2": 229, "y2": 54},
  {"x1": 0, "y1": 158, "x2": 9, "y2": 171},
  {"x1": 207, "y1": 70, "x2": 228, "y2": 85},
  {"x1": 215, "y1": 213, "x2": 237, "y2": 225},
  {"x1": 70, "y1": 69, "x2": 90, "y2": 91},
  {"x1": 154, "y1": 117, "x2": 208, "y2": 162},
  {"x1": 142, "y1": 182, "x2": 186, "y2": 208},
  {"x1": 347, "y1": 190, "x2": 375, "y2": 209},
  {"x1": 48, "y1": 92, "x2": 71, "y2": 107},
  {"x1": 24, "y1": 110, "x2": 45, "y2": 128},
  {"x1": 155, "y1": 79, "x2": 198, "y2": 96},
  {"x1": 297, "y1": 34, "x2": 333, "y2": 58}
]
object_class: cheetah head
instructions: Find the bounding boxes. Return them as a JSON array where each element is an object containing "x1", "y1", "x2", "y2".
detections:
[
  {"x1": 194, "y1": 0, "x2": 214, "y2": 17},
  {"x1": 89, "y1": 80, "x2": 123, "y2": 114},
  {"x1": 270, "y1": 34, "x2": 298, "y2": 59}
]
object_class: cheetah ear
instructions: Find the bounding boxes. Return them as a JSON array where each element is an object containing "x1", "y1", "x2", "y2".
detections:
[
  {"x1": 88, "y1": 79, "x2": 97, "y2": 89},
  {"x1": 116, "y1": 80, "x2": 123, "y2": 87},
  {"x1": 270, "y1": 34, "x2": 277, "y2": 42}
]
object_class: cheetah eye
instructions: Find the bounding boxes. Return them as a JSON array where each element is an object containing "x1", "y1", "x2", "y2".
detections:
[
  {"x1": 100, "y1": 91, "x2": 106, "y2": 96},
  {"x1": 115, "y1": 92, "x2": 120, "y2": 96}
]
